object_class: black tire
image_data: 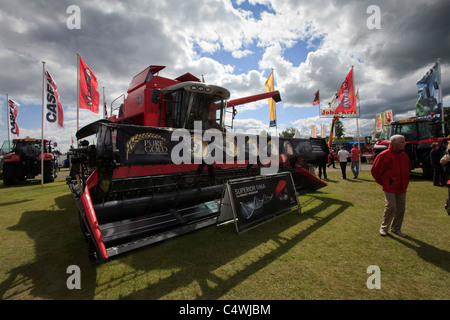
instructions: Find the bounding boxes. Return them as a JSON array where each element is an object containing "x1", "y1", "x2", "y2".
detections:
[
  {"x1": 43, "y1": 161, "x2": 55, "y2": 183},
  {"x1": 2, "y1": 162, "x2": 18, "y2": 186}
]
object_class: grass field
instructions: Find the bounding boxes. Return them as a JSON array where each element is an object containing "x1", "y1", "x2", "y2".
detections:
[{"x1": 0, "y1": 166, "x2": 449, "y2": 300}]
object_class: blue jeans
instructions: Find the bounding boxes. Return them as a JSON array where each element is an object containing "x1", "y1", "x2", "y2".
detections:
[{"x1": 351, "y1": 160, "x2": 360, "y2": 177}]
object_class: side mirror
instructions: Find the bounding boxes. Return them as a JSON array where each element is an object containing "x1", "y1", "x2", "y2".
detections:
[{"x1": 53, "y1": 142, "x2": 58, "y2": 147}]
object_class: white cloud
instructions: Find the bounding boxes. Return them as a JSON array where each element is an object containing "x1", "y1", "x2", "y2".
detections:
[{"x1": 232, "y1": 49, "x2": 253, "y2": 59}]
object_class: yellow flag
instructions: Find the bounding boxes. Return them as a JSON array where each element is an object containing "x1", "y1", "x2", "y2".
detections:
[
  {"x1": 355, "y1": 89, "x2": 359, "y2": 101},
  {"x1": 265, "y1": 71, "x2": 276, "y2": 127}
]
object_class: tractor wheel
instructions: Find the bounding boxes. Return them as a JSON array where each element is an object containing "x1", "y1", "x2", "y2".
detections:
[
  {"x1": 2, "y1": 162, "x2": 18, "y2": 186},
  {"x1": 43, "y1": 161, "x2": 55, "y2": 183}
]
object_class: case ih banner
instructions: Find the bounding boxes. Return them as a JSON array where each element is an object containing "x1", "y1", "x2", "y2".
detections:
[
  {"x1": 8, "y1": 99, "x2": 20, "y2": 138},
  {"x1": 44, "y1": 70, "x2": 64, "y2": 131},
  {"x1": 78, "y1": 55, "x2": 99, "y2": 113},
  {"x1": 320, "y1": 69, "x2": 358, "y2": 118}
]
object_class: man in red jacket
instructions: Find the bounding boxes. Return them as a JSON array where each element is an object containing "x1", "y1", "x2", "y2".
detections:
[{"x1": 371, "y1": 135, "x2": 411, "y2": 237}]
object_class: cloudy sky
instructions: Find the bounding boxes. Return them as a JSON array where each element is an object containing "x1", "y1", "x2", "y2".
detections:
[{"x1": 1, "y1": 0, "x2": 449, "y2": 152}]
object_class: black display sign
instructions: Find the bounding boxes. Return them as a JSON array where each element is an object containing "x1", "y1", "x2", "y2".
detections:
[
  {"x1": 219, "y1": 172, "x2": 299, "y2": 233},
  {"x1": 110, "y1": 122, "x2": 328, "y2": 166}
]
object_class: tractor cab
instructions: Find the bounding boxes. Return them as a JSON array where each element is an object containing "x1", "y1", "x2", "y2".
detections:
[
  {"x1": 12, "y1": 139, "x2": 50, "y2": 155},
  {"x1": 387, "y1": 119, "x2": 433, "y2": 141}
]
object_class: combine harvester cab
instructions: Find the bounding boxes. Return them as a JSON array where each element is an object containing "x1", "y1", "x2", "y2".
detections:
[{"x1": 67, "y1": 65, "x2": 328, "y2": 263}]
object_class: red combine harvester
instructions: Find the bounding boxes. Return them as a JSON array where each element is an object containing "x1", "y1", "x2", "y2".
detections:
[{"x1": 67, "y1": 65, "x2": 328, "y2": 263}]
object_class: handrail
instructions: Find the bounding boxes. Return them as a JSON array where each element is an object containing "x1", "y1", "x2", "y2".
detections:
[{"x1": 110, "y1": 94, "x2": 125, "y2": 118}]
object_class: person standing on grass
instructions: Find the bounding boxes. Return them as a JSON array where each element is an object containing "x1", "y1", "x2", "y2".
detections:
[
  {"x1": 327, "y1": 149, "x2": 336, "y2": 168},
  {"x1": 337, "y1": 146, "x2": 349, "y2": 179},
  {"x1": 371, "y1": 134, "x2": 411, "y2": 238},
  {"x1": 350, "y1": 143, "x2": 361, "y2": 179},
  {"x1": 430, "y1": 142, "x2": 445, "y2": 186},
  {"x1": 317, "y1": 152, "x2": 328, "y2": 180}
]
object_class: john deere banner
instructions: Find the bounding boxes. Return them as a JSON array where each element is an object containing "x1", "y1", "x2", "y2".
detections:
[{"x1": 220, "y1": 172, "x2": 299, "y2": 233}]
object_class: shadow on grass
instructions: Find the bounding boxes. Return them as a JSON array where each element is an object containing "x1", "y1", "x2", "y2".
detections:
[
  {"x1": 0, "y1": 193, "x2": 97, "y2": 300},
  {"x1": 0, "y1": 179, "x2": 43, "y2": 189},
  {"x1": 0, "y1": 199, "x2": 35, "y2": 207},
  {"x1": 0, "y1": 190, "x2": 353, "y2": 300},
  {"x1": 388, "y1": 235, "x2": 450, "y2": 273},
  {"x1": 116, "y1": 193, "x2": 352, "y2": 300}
]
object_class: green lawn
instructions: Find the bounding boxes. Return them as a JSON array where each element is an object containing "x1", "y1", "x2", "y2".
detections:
[{"x1": 0, "y1": 166, "x2": 449, "y2": 300}]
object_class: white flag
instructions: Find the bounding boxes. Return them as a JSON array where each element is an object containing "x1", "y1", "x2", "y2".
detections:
[{"x1": 44, "y1": 68, "x2": 64, "y2": 132}]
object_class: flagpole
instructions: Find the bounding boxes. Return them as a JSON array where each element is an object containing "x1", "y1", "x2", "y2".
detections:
[
  {"x1": 351, "y1": 66, "x2": 362, "y2": 172},
  {"x1": 274, "y1": 69, "x2": 278, "y2": 137},
  {"x1": 272, "y1": 68, "x2": 278, "y2": 137},
  {"x1": 6, "y1": 94, "x2": 9, "y2": 150},
  {"x1": 76, "y1": 53, "x2": 80, "y2": 134},
  {"x1": 356, "y1": 98, "x2": 361, "y2": 170},
  {"x1": 102, "y1": 86, "x2": 106, "y2": 119},
  {"x1": 438, "y1": 58, "x2": 444, "y2": 136},
  {"x1": 41, "y1": 61, "x2": 46, "y2": 187}
]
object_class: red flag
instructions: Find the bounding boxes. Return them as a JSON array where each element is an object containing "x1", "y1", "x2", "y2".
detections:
[
  {"x1": 44, "y1": 69, "x2": 64, "y2": 130},
  {"x1": 313, "y1": 90, "x2": 320, "y2": 106},
  {"x1": 8, "y1": 99, "x2": 20, "y2": 138},
  {"x1": 78, "y1": 56, "x2": 99, "y2": 113},
  {"x1": 334, "y1": 69, "x2": 356, "y2": 115}
]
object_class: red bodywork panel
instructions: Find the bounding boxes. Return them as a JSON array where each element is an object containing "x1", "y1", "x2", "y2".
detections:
[
  {"x1": 108, "y1": 65, "x2": 280, "y2": 129},
  {"x1": 4, "y1": 153, "x2": 53, "y2": 162},
  {"x1": 3, "y1": 153, "x2": 21, "y2": 162},
  {"x1": 80, "y1": 170, "x2": 108, "y2": 259}
]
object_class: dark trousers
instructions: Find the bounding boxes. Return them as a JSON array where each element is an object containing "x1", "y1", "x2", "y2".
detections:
[
  {"x1": 327, "y1": 158, "x2": 335, "y2": 168},
  {"x1": 318, "y1": 165, "x2": 327, "y2": 180},
  {"x1": 433, "y1": 164, "x2": 446, "y2": 186},
  {"x1": 340, "y1": 161, "x2": 347, "y2": 179}
]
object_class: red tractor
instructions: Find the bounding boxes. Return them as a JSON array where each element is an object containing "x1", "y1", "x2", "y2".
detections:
[
  {"x1": 374, "y1": 117, "x2": 447, "y2": 178},
  {"x1": 2, "y1": 138, "x2": 58, "y2": 185},
  {"x1": 67, "y1": 65, "x2": 329, "y2": 262}
]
